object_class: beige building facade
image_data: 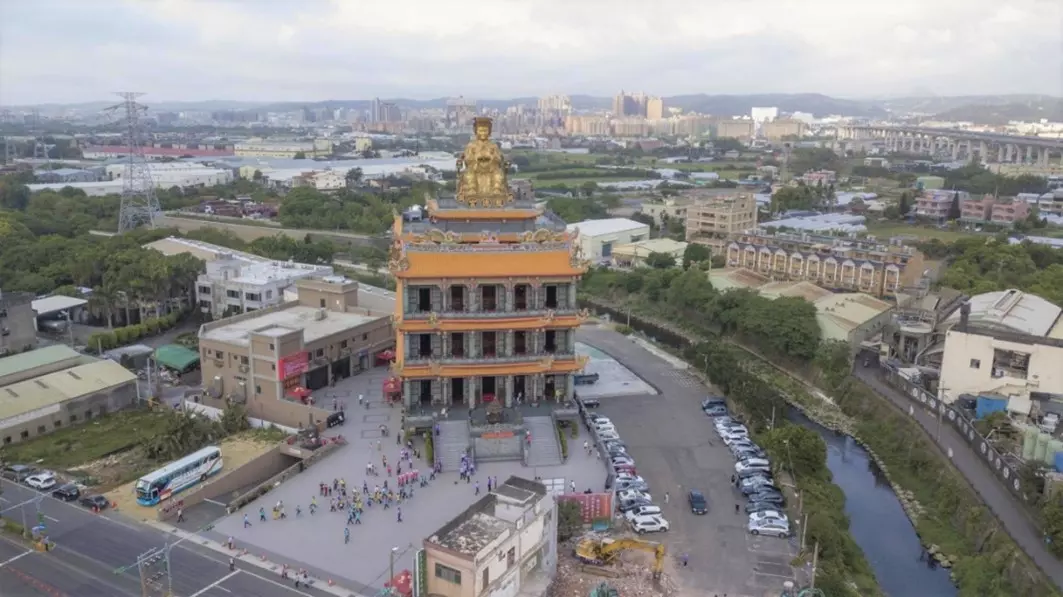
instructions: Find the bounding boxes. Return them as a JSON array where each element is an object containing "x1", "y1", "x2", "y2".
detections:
[
  {"x1": 0, "y1": 290, "x2": 37, "y2": 355},
  {"x1": 717, "y1": 119, "x2": 755, "y2": 139},
  {"x1": 197, "y1": 278, "x2": 393, "y2": 426},
  {"x1": 425, "y1": 477, "x2": 557, "y2": 597},
  {"x1": 684, "y1": 193, "x2": 759, "y2": 241}
]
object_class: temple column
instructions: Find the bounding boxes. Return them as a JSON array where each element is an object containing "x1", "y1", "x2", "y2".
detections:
[
  {"x1": 402, "y1": 380, "x2": 412, "y2": 408},
  {"x1": 440, "y1": 377, "x2": 449, "y2": 406},
  {"x1": 565, "y1": 374, "x2": 574, "y2": 402},
  {"x1": 466, "y1": 376, "x2": 476, "y2": 408},
  {"x1": 504, "y1": 375, "x2": 514, "y2": 407},
  {"x1": 568, "y1": 283, "x2": 577, "y2": 309}
]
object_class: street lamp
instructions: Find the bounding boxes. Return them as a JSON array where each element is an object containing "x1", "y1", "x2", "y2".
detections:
[{"x1": 388, "y1": 546, "x2": 399, "y2": 595}]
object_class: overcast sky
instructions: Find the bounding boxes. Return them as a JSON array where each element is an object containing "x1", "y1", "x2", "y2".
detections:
[{"x1": 1, "y1": 0, "x2": 1059, "y2": 105}]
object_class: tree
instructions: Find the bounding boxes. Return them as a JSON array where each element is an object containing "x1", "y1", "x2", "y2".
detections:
[
  {"x1": 770, "y1": 186, "x2": 817, "y2": 213},
  {"x1": 580, "y1": 181, "x2": 597, "y2": 197},
  {"x1": 557, "y1": 500, "x2": 583, "y2": 541},
  {"x1": 293, "y1": 151, "x2": 307, "y2": 159},
  {"x1": 947, "y1": 190, "x2": 962, "y2": 221},
  {"x1": 252, "y1": 169, "x2": 263, "y2": 182},
  {"x1": 682, "y1": 243, "x2": 711, "y2": 269},
  {"x1": 345, "y1": 167, "x2": 363, "y2": 188},
  {"x1": 644, "y1": 252, "x2": 676, "y2": 269}
]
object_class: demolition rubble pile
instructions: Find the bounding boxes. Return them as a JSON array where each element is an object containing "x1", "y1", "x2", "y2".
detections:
[{"x1": 547, "y1": 539, "x2": 679, "y2": 597}]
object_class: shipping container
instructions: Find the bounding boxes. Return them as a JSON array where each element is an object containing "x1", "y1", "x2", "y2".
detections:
[
  {"x1": 976, "y1": 396, "x2": 1008, "y2": 419},
  {"x1": 1054, "y1": 451, "x2": 1063, "y2": 473}
]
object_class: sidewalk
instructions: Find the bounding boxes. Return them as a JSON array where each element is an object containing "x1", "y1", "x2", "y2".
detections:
[
  {"x1": 854, "y1": 362, "x2": 1063, "y2": 590},
  {"x1": 142, "y1": 519, "x2": 367, "y2": 597}
]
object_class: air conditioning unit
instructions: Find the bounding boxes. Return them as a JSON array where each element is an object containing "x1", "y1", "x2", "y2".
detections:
[
  {"x1": 315, "y1": 309, "x2": 327, "y2": 321},
  {"x1": 238, "y1": 364, "x2": 249, "y2": 373}
]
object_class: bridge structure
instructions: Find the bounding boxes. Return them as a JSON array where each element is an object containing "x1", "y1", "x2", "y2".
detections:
[{"x1": 836, "y1": 124, "x2": 1063, "y2": 167}]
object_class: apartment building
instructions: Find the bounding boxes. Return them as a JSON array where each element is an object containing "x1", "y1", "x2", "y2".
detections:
[
  {"x1": 799, "y1": 170, "x2": 837, "y2": 186},
  {"x1": 761, "y1": 119, "x2": 807, "y2": 140},
  {"x1": 915, "y1": 190, "x2": 969, "y2": 223},
  {"x1": 563, "y1": 116, "x2": 610, "y2": 136},
  {"x1": 425, "y1": 477, "x2": 557, "y2": 597},
  {"x1": 197, "y1": 278, "x2": 393, "y2": 422},
  {"x1": 1018, "y1": 190, "x2": 1063, "y2": 218},
  {"x1": 723, "y1": 231, "x2": 926, "y2": 297},
  {"x1": 939, "y1": 297, "x2": 1063, "y2": 416},
  {"x1": 960, "y1": 195, "x2": 1030, "y2": 227},
  {"x1": 685, "y1": 193, "x2": 759, "y2": 241},
  {"x1": 640, "y1": 198, "x2": 694, "y2": 226},
  {"x1": 717, "y1": 119, "x2": 754, "y2": 139},
  {"x1": 0, "y1": 290, "x2": 37, "y2": 356}
]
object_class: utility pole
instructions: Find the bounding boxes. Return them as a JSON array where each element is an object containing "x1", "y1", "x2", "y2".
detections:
[
  {"x1": 936, "y1": 386, "x2": 948, "y2": 443},
  {"x1": 810, "y1": 541, "x2": 819, "y2": 589},
  {"x1": 388, "y1": 546, "x2": 399, "y2": 596},
  {"x1": 131, "y1": 545, "x2": 172, "y2": 597}
]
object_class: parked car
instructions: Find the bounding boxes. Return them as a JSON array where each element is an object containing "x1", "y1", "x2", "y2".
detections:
[
  {"x1": 723, "y1": 431, "x2": 751, "y2": 446},
  {"x1": 574, "y1": 373, "x2": 600, "y2": 385},
  {"x1": 714, "y1": 419, "x2": 742, "y2": 432},
  {"x1": 688, "y1": 490, "x2": 708, "y2": 515},
  {"x1": 740, "y1": 478, "x2": 777, "y2": 495},
  {"x1": 614, "y1": 479, "x2": 649, "y2": 493},
  {"x1": 25, "y1": 473, "x2": 57, "y2": 491},
  {"x1": 749, "y1": 510, "x2": 788, "y2": 526},
  {"x1": 595, "y1": 424, "x2": 618, "y2": 436},
  {"x1": 746, "y1": 500, "x2": 780, "y2": 514},
  {"x1": 592, "y1": 417, "x2": 613, "y2": 427},
  {"x1": 701, "y1": 397, "x2": 726, "y2": 410},
  {"x1": 326, "y1": 411, "x2": 346, "y2": 428},
  {"x1": 2, "y1": 464, "x2": 38, "y2": 482},
  {"x1": 614, "y1": 473, "x2": 645, "y2": 485},
  {"x1": 749, "y1": 519, "x2": 791, "y2": 538},
  {"x1": 51, "y1": 483, "x2": 81, "y2": 502},
  {"x1": 610, "y1": 456, "x2": 635, "y2": 467},
  {"x1": 718, "y1": 424, "x2": 749, "y2": 438},
  {"x1": 733, "y1": 445, "x2": 768, "y2": 460},
  {"x1": 704, "y1": 406, "x2": 729, "y2": 417},
  {"x1": 613, "y1": 463, "x2": 638, "y2": 476},
  {"x1": 624, "y1": 505, "x2": 662, "y2": 521},
  {"x1": 616, "y1": 489, "x2": 653, "y2": 502},
  {"x1": 618, "y1": 497, "x2": 654, "y2": 513},
  {"x1": 579, "y1": 397, "x2": 601, "y2": 409},
  {"x1": 735, "y1": 458, "x2": 771, "y2": 475},
  {"x1": 79, "y1": 495, "x2": 110, "y2": 510},
  {"x1": 748, "y1": 488, "x2": 786, "y2": 504},
  {"x1": 631, "y1": 515, "x2": 670, "y2": 534},
  {"x1": 598, "y1": 431, "x2": 620, "y2": 441},
  {"x1": 586, "y1": 413, "x2": 607, "y2": 423}
]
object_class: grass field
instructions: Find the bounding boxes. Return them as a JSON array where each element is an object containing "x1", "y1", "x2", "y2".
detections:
[
  {"x1": 1, "y1": 408, "x2": 174, "y2": 469},
  {"x1": 865, "y1": 221, "x2": 980, "y2": 241}
]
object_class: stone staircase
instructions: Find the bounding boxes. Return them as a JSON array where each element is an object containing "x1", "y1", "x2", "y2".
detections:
[
  {"x1": 525, "y1": 416, "x2": 563, "y2": 467},
  {"x1": 436, "y1": 420, "x2": 471, "y2": 472}
]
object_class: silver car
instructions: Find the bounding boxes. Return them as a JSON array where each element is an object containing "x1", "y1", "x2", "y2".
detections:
[{"x1": 749, "y1": 519, "x2": 791, "y2": 538}]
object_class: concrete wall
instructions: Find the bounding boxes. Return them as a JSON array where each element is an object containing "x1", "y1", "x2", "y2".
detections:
[
  {"x1": 0, "y1": 382, "x2": 138, "y2": 446},
  {"x1": 472, "y1": 431, "x2": 524, "y2": 462},
  {"x1": 227, "y1": 437, "x2": 345, "y2": 513},
  {"x1": 183, "y1": 401, "x2": 300, "y2": 434},
  {"x1": 157, "y1": 216, "x2": 386, "y2": 250},
  {"x1": 157, "y1": 444, "x2": 295, "y2": 521},
  {"x1": 0, "y1": 292, "x2": 38, "y2": 355}
]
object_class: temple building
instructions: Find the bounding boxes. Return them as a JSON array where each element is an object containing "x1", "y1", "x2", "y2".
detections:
[{"x1": 388, "y1": 117, "x2": 591, "y2": 410}]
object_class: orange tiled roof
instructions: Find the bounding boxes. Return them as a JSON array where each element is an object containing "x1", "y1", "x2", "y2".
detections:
[
  {"x1": 398, "y1": 250, "x2": 584, "y2": 279},
  {"x1": 400, "y1": 357, "x2": 585, "y2": 378}
]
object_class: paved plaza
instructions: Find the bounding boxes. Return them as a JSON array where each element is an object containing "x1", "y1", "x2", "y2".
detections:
[
  {"x1": 575, "y1": 341, "x2": 658, "y2": 398},
  {"x1": 209, "y1": 366, "x2": 607, "y2": 594}
]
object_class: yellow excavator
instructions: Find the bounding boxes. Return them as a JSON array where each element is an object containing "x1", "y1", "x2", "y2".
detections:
[{"x1": 575, "y1": 537, "x2": 666, "y2": 580}]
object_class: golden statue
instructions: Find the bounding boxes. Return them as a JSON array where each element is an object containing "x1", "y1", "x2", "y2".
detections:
[{"x1": 456, "y1": 117, "x2": 513, "y2": 207}]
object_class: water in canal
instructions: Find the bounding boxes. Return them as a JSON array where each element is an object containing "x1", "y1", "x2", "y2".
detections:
[{"x1": 791, "y1": 411, "x2": 958, "y2": 597}]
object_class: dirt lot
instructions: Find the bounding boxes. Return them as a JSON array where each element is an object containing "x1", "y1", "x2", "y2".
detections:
[
  {"x1": 102, "y1": 433, "x2": 279, "y2": 518},
  {"x1": 550, "y1": 535, "x2": 682, "y2": 597}
]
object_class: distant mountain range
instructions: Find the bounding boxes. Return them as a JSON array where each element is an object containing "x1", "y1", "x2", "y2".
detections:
[{"x1": 10, "y1": 94, "x2": 1062, "y2": 124}]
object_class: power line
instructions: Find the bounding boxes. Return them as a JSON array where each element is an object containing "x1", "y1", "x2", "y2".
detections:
[{"x1": 106, "y1": 92, "x2": 160, "y2": 233}]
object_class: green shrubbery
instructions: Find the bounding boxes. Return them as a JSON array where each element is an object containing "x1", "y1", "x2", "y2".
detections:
[
  {"x1": 556, "y1": 421, "x2": 568, "y2": 460},
  {"x1": 86, "y1": 310, "x2": 186, "y2": 353}
]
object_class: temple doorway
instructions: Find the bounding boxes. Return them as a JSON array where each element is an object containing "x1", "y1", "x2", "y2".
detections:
[
  {"x1": 544, "y1": 377, "x2": 556, "y2": 401},
  {"x1": 482, "y1": 376, "x2": 497, "y2": 403},
  {"x1": 514, "y1": 375, "x2": 527, "y2": 403},
  {"x1": 418, "y1": 380, "x2": 432, "y2": 405},
  {"x1": 451, "y1": 377, "x2": 465, "y2": 406}
]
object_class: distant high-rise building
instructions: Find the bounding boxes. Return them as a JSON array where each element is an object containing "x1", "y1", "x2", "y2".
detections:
[
  {"x1": 646, "y1": 97, "x2": 664, "y2": 120},
  {"x1": 445, "y1": 97, "x2": 477, "y2": 129},
  {"x1": 613, "y1": 91, "x2": 654, "y2": 118},
  {"x1": 369, "y1": 98, "x2": 402, "y2": 123}
]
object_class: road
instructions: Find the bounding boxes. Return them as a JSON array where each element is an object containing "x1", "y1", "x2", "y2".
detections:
[
  {"x1": 578, "y1": 327, "x2": 798, "y2": 597},
  {"x1": 0, "y1": 479, "x2": 334, "y2": 597},
  {"x1": 855, "y1": 358, "x2": 1063, "y2": 590}
]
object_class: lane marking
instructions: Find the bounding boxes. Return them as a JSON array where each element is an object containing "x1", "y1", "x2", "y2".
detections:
[
  {"x1": 205, "y1": 498, "x2": 227, "y2": 506},
  {"x1": 190, "y1": 570, "x2": 239, "y2": 597},
  {"x1": 0, "y1": 550, "x2": 32, "y2": 567},
  {"x1": 238, "y1": 568, "x2": 317, "y2": 596}
]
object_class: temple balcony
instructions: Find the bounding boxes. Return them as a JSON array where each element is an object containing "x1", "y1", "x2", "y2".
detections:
[{"x1": 405, "y1": 349, "x2": 576, "y2": 368}]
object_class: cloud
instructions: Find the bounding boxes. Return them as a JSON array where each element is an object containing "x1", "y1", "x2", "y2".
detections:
[{"x1": 0, "y1": 0, "x2": 1058, "y2": 105}]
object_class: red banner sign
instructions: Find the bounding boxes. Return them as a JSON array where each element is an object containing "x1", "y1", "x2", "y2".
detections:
[
  {"x1": 278, "y1": 351, "x2": 309, "y2": 381},
  {"x1": 558, "y1": 493, "x2": 613, "y2": 523}
]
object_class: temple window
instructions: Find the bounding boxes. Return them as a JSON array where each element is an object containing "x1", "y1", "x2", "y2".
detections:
[
  {"x1": 514, "y1": 331, "x2": 527, "y2": 355},
  {"x1": 482, "y1": 332, "x2": 498, "y2": 357},
  {"x1": 545, "y1": 330, "x2": 557, "y2": 353},
  {"x1": 450, "y1": 333, "x2": 465, "y2": 358},
  {"x1": 514, "y1": 284, "x2": 528, "y2": 311},
  {"x1": 417, "y1": 287, "x2": 431, "y2": 312},
  {"x1": 545, "y1": 285, "x2": 558, "y2": 309},
  {"x1": 481, "y1": 286, "x2": 497, "y2": 312},
  {"x1": 449, "y1": 285, "x2": 465, "y2": 311},
  {"x1": 418, "y1": 334, "x2": 432, "y2": 358}
]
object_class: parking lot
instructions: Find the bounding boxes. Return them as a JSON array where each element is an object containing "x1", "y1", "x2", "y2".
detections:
[{"x1": 577, "y1": 326, "x2": 797, "y2": 597}]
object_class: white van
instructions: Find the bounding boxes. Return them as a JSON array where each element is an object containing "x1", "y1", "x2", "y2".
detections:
[{"x1": 735, "y1": 458, "x2": 771, "y2": 475}]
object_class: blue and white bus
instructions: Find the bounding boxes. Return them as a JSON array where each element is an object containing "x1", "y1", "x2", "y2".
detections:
[{"x1": 135, "y1": 446, "x2": 223, "y2": 506}]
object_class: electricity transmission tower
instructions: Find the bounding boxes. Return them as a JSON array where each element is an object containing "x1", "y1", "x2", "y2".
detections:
[{"x1": 107, "y1": 92, "x2": 160, "y2": 233}]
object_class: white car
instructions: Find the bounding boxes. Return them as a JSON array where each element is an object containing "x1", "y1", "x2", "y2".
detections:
[
  {"x1": 592, "y1": 417, "x2": 613, "y2": 428},
  {"x1": 25, "y1": 473, "x2": 57, "y2": 491},
  {"x1": 749, "y1": 510, "x2": 788, "y2": 526},
  {"x1": 722, "y1": 431, "x2": 751, "y2": 446},
  {"x1": 631, "y1": 515, "x2": 670, "y2": 534},
  {"x1": 598, "y1": 431, "x2": 620, "y2": 441},
  {"x1": 735, "y1": 458, "x2": 771, "y2": 475},
  {"x1": 614, "y1": 474, "x2": 645, "y2": 485},
  {"x1": 616, "y1": 489, "x2": 652, "y2": 502},
  {"x1": 595, "y1": 424, "x2": 618, "y2": 435},
  {"x1": 610, "y1": 456, "x2": 635, "y2": 466},
  {"x1": 625, "y1": 505, "x2": 662, "y2": 521},
  {"x1": 749, "y1": 519, "x2": 790, "y2": 538},
  {"x1": 717, "y1": 423, "x2": 747, "y2": 438}
]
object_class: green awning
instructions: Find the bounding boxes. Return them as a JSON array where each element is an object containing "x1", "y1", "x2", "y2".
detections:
[{"x1": 154, "y1": 344, "x2": 200, "y2": 372}]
